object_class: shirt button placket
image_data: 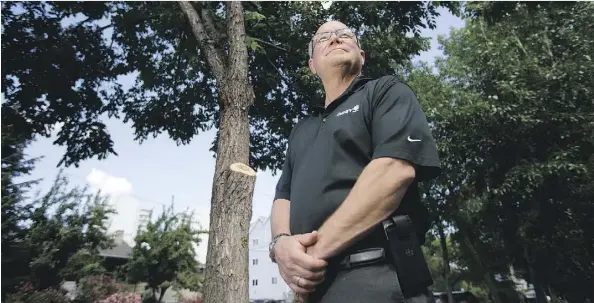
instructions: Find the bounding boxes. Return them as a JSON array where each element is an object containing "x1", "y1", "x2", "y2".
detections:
[{"x1": 320, "y1": 117, "x2": 328, "y2": 131}]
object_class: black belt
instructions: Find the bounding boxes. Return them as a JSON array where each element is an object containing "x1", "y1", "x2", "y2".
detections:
[
  {"x1": 336, "y1": 247, "x2": 427, "y2": 302},
  {"x1": 338, "y1": 247, "x2": 386, "y2": 269}
]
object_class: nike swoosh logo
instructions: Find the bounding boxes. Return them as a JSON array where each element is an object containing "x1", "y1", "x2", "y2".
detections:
[{"x1": 407, "y1": 136, "x2": 421, "y2": 142}]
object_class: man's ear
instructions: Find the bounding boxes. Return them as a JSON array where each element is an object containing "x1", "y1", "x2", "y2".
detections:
[
  {"x1": 308, "y1": 58, "x2": 317, "y2": 75},
  {"x1": 360, "y1": 50, "x2": 366, "y2": 67}
]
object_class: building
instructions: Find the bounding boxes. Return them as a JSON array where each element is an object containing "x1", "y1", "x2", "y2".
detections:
[
  {"x1": 136, "y1": 208, "x2": 153, "y2": 232},
  {"x1": 249, "y1": 216, "x2": 292, "y2": 302},
  {"x1": 99, "y1": 230, "x2": 133, "y2": 279}
]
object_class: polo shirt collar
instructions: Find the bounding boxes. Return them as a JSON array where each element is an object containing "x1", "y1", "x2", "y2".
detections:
[{"x1": 312, "y1": 75, "x2": 373, "y2": 114}]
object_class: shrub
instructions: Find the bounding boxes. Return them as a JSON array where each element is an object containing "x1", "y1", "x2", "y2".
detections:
[
  {"x1": 74, "y1": 275, "x2": 124, "y2": 303},
  {"x1": 6, "y1": 282, "x2": 70, "y2": 303}
]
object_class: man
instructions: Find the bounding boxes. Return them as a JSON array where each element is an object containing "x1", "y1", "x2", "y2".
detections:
[{"x1": 269, "y1": 21, "x2": 441, "y2": 303}]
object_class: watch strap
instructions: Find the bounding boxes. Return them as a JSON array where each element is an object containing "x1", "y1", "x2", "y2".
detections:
[{"x1": 269, "y1": 233, "x2": 291, "y2": 263}]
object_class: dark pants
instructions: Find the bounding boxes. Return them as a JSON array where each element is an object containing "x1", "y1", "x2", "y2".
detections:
[{"x1": 308, "y1": 263, "x2": 435, "y2": 303}]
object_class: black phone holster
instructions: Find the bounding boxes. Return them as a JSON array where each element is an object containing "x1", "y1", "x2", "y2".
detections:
[{"x1": 382, "y1": 215, "x2": 434, "y2": 298}]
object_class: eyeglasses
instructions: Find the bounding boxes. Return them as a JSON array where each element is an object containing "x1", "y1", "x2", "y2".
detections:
[
  {"x1": 309, "y1": 28, "x2": 358, "y2": 57},
  {"x1": 312, "y1": 28, "x2": 356, "y2": 45},
  {"x1": 312, "y1": 28, "x2": 355, "y2": 44}
]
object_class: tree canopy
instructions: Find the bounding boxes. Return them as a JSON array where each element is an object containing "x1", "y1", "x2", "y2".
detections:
[
  {"x1": 409, "y1": 2, "x2": 594, "y2": 302},
  {"x1": 1, "y1": 1, "x2": 459, "y2": 171},
  {"x1": 126, "y1": 205, "x2": 203, "y2": 303}
]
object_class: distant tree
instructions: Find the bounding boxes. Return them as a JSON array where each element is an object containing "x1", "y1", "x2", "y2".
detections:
[
  {"x1": 26, "y1": 173, "x2": 115, "y2": 290},
  {"x1": 413, "y1": 2, "x2": 594, "y2": 302},
  {"x1": 1, "y1": 124, "x2": 115, "y2": 295},
  {"x1": 1, "y1": 125, "x2": 40, "y2": 295},
  {"x1": 126, "y1": 205, "x2": 203, "y2": 303},
  {"x1": 423, "y1": 231, "x2": 490, "y2": 303}
]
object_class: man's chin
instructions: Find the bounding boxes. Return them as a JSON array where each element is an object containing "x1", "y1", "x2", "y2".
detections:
[
  {"x1": 326, "y1": 57, "x2": 355, "y2": 67},
  {"x1": 319, "y1": 58, "x2": 362, "y2": 77}
]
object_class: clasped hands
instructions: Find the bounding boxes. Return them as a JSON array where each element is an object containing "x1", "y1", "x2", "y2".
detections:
[{"x1": 274, "y1": 231, "x2": 327, "y2": 295}]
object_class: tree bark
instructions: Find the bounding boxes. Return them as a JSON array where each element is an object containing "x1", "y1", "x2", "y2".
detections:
[
  {"x1": 178, "y1": 1, "x2": 225, "y2": 79},
  {"x1": 203, "y1": 163, "x2": 256, "y2": 303},
  {"x1": 437, "y1": 221, "x2": 455, "y2": 303},
  {"x1": 179, "y1": 2, "x2": 256, "y2": 303}
]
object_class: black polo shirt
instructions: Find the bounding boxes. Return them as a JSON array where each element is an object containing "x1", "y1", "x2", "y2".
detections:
[{"x1": 274, "y1": 75, "x2": 441, "y2": 249}]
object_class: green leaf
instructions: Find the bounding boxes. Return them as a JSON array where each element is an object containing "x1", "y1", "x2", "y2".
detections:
[{"x1": 244, "y1": 10, "x2": 265, "y2": 21}]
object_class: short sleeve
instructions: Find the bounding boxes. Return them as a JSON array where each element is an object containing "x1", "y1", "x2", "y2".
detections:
[
  {"x1": 274, "y1": 141, "x2": 293, "y2": 201},
  {"x1": 370, "y1": 79, "x2": 441, "y2": 181}
]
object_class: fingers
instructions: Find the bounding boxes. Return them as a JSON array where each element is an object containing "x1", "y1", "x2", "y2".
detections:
[
  {"x1": 276, "y1": 232, "x2": 329, "y2": 294},
  {"x1": 295, "y1": 275, "x2": 324, "y2": 290},
  {"x1": 281, "y1": 261, "x2": 325, "y2": 283},
  {"x1": 296, "y1": 230, "x2": 318, "y2": 247},
  {"x1": 292, "y1": 252, "x2": 327, "y2": 272},
  {"x1": 280, "y1": 264, "x2": 324, "y2": 290},
  {"x1": 289, "y1": 275, "x2": 321, "y2": 294},
  {"x1": 289, "y1": 282, "x2": 314, "y2": 294},
  {"x1": 292, "y1": 265, "x2": 326, "y2": 282},
  {"x1": 281, "y1": 272, "x2": 315, "y2": 294}
]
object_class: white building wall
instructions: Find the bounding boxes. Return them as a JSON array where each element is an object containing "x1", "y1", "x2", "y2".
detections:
[{"x1": 249, "y1": 216, "x2": 291, "y2": 301}]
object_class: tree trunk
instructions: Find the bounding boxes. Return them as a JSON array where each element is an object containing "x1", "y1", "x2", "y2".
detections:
[
  {"x1": 525, "y1": 246, "x2": 548, "y2": 303},
  {"x1": 547, "y1": 286, "x2": 559, "y2": 303},
  {"x1": 179, "y1": 2, "x2": 256, "y2": 303},
  {"x1": 158, "y1": 287, "x2": 168, "y2": 303},
  {"x1": 437, "y1": 221, "x2": 455, "y2": 303},
  {"x1": 203, "y1": 163, "x2": 256, "y2": 303},
  {"x1": 459, "y1": 226, "x2": 504, "y2": 303}
]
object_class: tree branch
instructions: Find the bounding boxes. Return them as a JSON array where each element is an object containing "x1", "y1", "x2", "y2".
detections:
[
  {"x1": 226, "y1": 1, "x2": 249, "y2": 81},
  {"x1": 74, "y1": 17, "x2": 91, "y2": 29},
  {"x1": 511, "y1": 29, "x2": 528, "y2": 57},
  {"x1": 200, "y1": 4, "x2": 224, "y2": 42},
  {"x1": 178, "y1": 1, "x2": 226, "y2": 81},
  {"x1": 251, "y1": 37, "x2": 288, "y2": 51}
]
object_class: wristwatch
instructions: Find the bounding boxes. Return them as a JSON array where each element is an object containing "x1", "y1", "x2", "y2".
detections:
[{"x1": 269, "y1": 233, "x2": 291, "y2": 263}]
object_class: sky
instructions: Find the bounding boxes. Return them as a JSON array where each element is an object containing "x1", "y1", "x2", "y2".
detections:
[{"x1": 20, "y1": 7, "x2": 464, "y2": 264}]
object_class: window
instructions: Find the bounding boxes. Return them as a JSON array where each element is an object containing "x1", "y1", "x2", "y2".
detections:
[
  {"x1": 252, "y1": 259, "x2": 258, "y2": 265},
  {"x1": 272, "y1": 277, "x2": 278, "y2": 284},
  {"x1": 252, "y1": 279, "x2": 258, "y2": 286},
  {"x1": 252, "y1": 239, "x2": 258, "y2": 245}
]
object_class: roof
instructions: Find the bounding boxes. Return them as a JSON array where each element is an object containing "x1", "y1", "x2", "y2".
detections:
[
  {"x1": 99, "y1": 241, "x2": 133, "y2": 259},
  {"x1": 249, "y1": 216, "x2": 269, "y2": 234}
]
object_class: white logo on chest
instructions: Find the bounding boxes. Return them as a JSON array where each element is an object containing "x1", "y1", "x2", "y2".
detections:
[{"x1": 336, "y1": 104, "x2": 360, "y2": 117}]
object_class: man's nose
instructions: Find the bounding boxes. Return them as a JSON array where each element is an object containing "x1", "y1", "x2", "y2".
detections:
[{"x1": 328, "y1": 33, "x2": 342, "y2": 45}]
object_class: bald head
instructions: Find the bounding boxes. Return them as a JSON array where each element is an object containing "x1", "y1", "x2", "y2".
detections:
[
  {"x1": 307, "y1": 21, "x2": 365, "y2": 81},
  {"x1": 309, "y1": 21, "x2": 354, "y2": 57}
]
